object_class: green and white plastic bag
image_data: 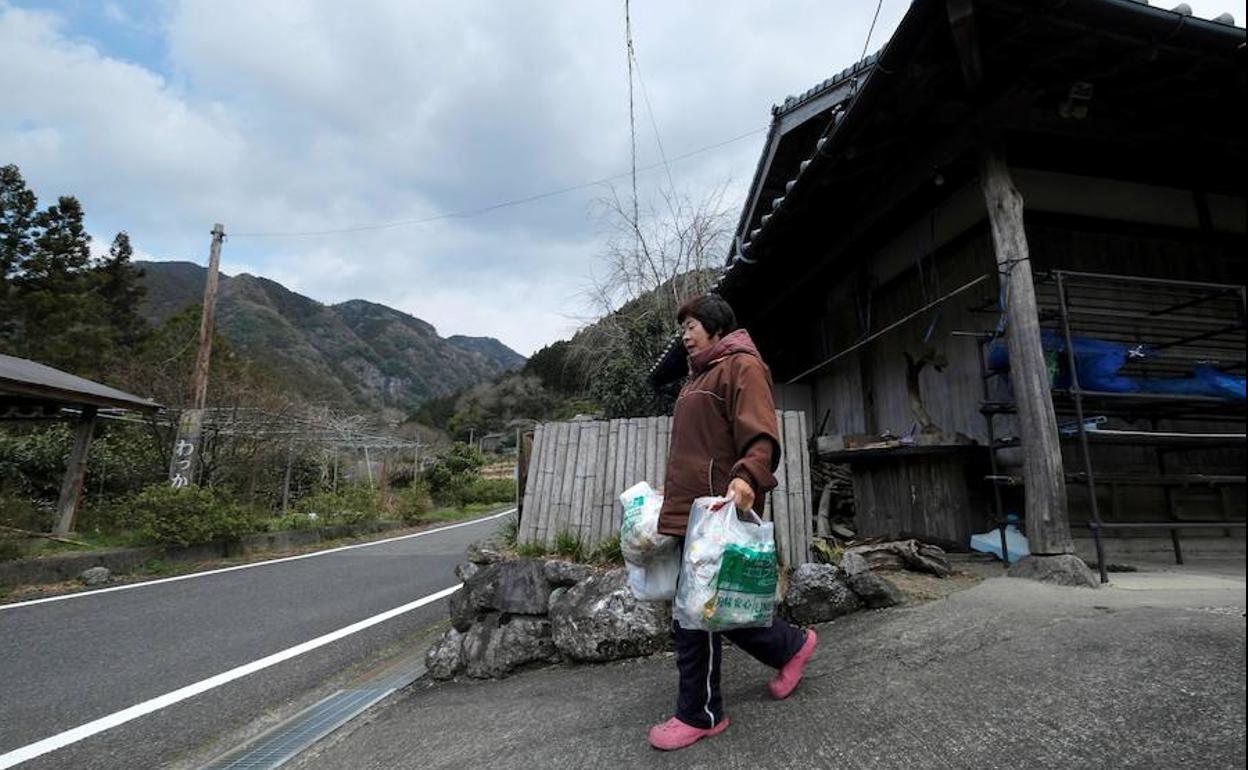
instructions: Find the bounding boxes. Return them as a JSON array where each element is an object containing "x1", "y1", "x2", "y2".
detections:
[
  {"x1": 619, "y1": 481, "x2": 679, "y2": 600},
  {"x1": 674, "y1": 496, "x2": 778, "y2": 631}
]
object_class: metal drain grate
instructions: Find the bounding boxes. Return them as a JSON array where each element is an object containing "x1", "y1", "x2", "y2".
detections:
[{"x1": 202, "y1": 660, "x2": 424, "y2": 769}]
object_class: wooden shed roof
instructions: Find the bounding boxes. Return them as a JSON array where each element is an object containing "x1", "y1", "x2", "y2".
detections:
[{"x1": 0, "y1": 353, "x2": 160, "y2": 414}]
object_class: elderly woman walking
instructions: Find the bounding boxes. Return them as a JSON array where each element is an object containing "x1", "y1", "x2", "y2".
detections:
[{"x1": 648, "y1": 293, "x2": 818, "y2": 751}]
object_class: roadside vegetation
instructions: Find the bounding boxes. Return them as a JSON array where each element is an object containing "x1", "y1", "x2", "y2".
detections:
[{"x1": 0, "y1": 439, "x2": 514, "y2": 561}]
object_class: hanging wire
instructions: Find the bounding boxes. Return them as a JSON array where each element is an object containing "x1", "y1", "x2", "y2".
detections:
[
  {"x1": 629, "y1": 48, "x2": 676, "y2": 196},
  {"x1": 229, "y1": 128, "x2": 765, "y2": 239},
  {"x1": 861, "y1": 0, "x2": 885, "y2": 62},
  {"x1": 625, "y1": 0, "x2": 641, "y2": 243}
]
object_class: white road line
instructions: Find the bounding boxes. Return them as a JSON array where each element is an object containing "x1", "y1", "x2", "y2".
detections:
[
  {"x1": 1, "y1": 508, "x2": 515, "y2": 611},
  {"x1": 0, "y1": 584, "x2": 461, "y2": 769}
]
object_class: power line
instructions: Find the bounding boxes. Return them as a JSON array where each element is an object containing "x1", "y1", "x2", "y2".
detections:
[
  {"x1": 625, "y1": 0, "x2": 641, "y2": 245},
  {"x1": 861, "y1": 0, "x2": 885, "y2": 62},
  {"x1": 229, "y1": 126, "x2": 765, "y2": 239},
  {"x1": 630, "y1": 47, "x2": 676, "y2": 196}
]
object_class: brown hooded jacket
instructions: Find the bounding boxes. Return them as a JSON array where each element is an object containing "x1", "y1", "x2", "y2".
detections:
[{"x1": 657, "y1": 329, "x2": 782, "y2": 536}]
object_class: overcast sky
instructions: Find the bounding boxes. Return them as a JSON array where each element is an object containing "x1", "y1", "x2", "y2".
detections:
[{"x1": 3, "y1": 1, "x2": 1244, "y2": 356}]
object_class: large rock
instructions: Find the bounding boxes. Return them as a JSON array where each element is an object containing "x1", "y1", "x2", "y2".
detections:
[
  {"x1": 454, "y1": 561, "x2": 480, "y2": 583},
  {"x1": 781, "y1": 563, "x2": 862, "y2": 625},
  {"x1": 466, "y1": 541, "x2": 506, "y2": 565},
  {"x1": 543, "y1": 560, "x2": 594, "y2": 587},
  {"x1": 425, "y1": 628, "x2": 464, "y2": 680},
  {"x1": 450, "y1": 559, "x2": 552, "y2": 632},
  {"x1": 461, "y1": 614, "x2": 557, "y2": 678},
  {"x1": 1008, "y1": 554, "x2": 1099, "y2": 588},
  {"x1": 78, "y1": 567, "x2": 111, "y2": 586},
  {"x1": 840, "y1": 551, "x2": 870, "y2": 577},
  {"x1": 549, "y1": 569, "x2": 671, "y2": 662},
  {"x1": 847, "y1": 571, "x2": 905, "y2": 608}
]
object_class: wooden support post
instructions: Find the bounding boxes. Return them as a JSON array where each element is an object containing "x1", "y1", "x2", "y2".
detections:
[
  {"x1": 168, "y1": 223, "x2": 225, "y2": 488},
  {"x1": 281, "y1": 439, "x2": 294, "y2": 515},
  {"x1": 379, "y1": 451, "x2": 391, "y2": 507},
  {"x1": 977, "y1": 150, "x2": 1073, "y2": 555},
  {"x1": 947, "y1": 0, "x2": 1073, "y2": 556},
  {"x1": 54, "y1": 406, "x2": 97, "y2": 534}
]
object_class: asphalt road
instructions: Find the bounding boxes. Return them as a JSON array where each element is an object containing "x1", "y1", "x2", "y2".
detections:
[{"x1": 0, "y1": 510, "x2": 511, "y2": 770}]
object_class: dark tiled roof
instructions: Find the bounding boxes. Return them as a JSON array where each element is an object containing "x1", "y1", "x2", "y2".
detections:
[
  {"x1": 0, "y1": 353, "x2": 160, "y2": 412},
  {"x1": 772, "y1": 52, "x2": 879, "y2": 119}
]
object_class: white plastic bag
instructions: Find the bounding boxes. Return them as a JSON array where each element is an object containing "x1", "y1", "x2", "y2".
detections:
[
  {"x1": 674, "y1": 496, "x2": 779, "y2": 631},
  {"x1": 626, "y1": 541, "x2": 680, "y2": 600},
  {"x1": 618, "y1": 481, "x2": 675, "y2": 566}
]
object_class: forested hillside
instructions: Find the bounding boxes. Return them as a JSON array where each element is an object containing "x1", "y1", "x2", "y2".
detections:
[{"x1": 136, "y1": 261, "x2": 525, "y2": 414}]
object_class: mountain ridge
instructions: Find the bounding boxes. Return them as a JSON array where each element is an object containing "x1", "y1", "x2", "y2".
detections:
[{"x1": 135, "y1": 260, "x2": 525, "y2": 414}]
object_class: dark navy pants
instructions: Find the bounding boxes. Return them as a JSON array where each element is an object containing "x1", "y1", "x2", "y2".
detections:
[{"x1": 673, "y1": 616, "x2": 805, "y2": 728}]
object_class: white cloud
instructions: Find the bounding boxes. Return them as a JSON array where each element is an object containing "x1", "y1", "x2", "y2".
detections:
[{"x1": 6, "y1": 0, "x2": 1242, "y2": 359}]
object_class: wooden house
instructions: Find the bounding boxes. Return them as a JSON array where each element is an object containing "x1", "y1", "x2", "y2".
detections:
[{"x1": 651, "y1": 0, "x2": 1246, "y2": 576}]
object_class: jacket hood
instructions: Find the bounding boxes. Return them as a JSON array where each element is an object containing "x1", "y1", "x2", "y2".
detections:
[{"x1": 688, "y1": 328, "x2": 762, "y2": 375}]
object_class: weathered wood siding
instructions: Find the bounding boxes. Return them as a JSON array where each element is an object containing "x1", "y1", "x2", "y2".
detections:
[
  {"x1": 518, "y1": 412, "x2": 813, "y2": 564},
  {"x1": 809, "y1": 230, "x2": 1004, "y2": 444}
]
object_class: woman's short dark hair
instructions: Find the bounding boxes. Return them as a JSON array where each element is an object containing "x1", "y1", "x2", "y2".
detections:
[{"x1": 677, "y1": 294, "x2": 737, "y2": 338}]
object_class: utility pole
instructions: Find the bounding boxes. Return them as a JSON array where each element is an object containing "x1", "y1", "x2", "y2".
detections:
[{"x1": 169, "y1": 223, "x2": 225, "y2": 488}]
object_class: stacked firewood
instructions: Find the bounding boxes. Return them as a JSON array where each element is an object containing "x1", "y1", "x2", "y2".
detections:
[{"x1": 810, "y1": 459, "x2": 855, "y2": 537}]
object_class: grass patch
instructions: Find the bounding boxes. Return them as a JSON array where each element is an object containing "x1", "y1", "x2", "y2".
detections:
[
  {"x1": 590, "y1": 534, "x2": 624, "y2": 566},
  {"x1": 142, "y1": 558, "x2": 171, "y2": 575},
  {"x1": 515, "y1": 541, "x2": 547, "y2": 558},
  {"x1": 0, "y1": 538, "x2": 25, "y2": 562},
  {"x1": 496, "y1": 515, "x2": 519, "y2": 547},
  {"x1": 552, "y1": 529, "x2": 585, "y2": 561},
  {"x1": 418, "y1": 502, "x2": 504, "y2": 524}
]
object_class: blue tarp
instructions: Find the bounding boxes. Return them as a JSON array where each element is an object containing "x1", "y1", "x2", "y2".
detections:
[{"x1": 988, "y1": 332, "x2": 1245, "y2": 401}]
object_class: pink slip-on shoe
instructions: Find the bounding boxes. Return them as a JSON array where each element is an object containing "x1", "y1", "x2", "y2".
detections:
[
  {"x1": 769, "y1": 628, "x2": 818, "y2": 700},
  {"x1": 648, "y1": 716, "x2": 730, "y2": 750}
]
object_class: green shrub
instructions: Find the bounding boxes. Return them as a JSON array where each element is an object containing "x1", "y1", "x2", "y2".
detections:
[
  {"x1": 0, "y1": 487, "x2": 52, "y2": 532},
  {"x1": 0, "y1": 424, "x2": 165, "y2": 508},
  {"x1": 460, "y1": 478, "x2": 515, "y2": 506},
  {"x1": 266, "y1": 512, "x2": 320, "y2": 531},
  {"x1": 392, "y1": 483, "x2": 432, "y2": 524},
  {"x1": 295, "y1": 486, "x2": 381, "y2": 525},
  {"x1": 0, "y1": 425, "x2": 73, "y2": 503},
  {"x1": 553, "y1": 529, "x2": 584, "y2": 561},
  {"x1": 426, "y1": 443, "x2": 486, "y2": 508},
  {"x1": 120, "y1": 484, "x2": 253, "y2": 547},
  {"x1": 0, "y1": 537, "x2": 26, "y2": 562}
]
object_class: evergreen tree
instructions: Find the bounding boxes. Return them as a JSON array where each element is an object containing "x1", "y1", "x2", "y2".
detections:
[
  {"x1": 14, "y1": 195, "x2": 106, "y2": 373},
  {"x1": 96, "y1": 231, "x2": 148, "y2": 350},
  {"x1": 0, "y1": 165, "x2": 37, "y2": 348}
]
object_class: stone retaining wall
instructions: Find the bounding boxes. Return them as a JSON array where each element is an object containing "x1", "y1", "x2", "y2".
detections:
[{"x1": 425, "y1": 542, "x2": 929, "y2": 681}]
